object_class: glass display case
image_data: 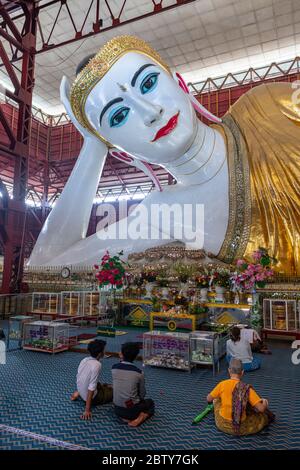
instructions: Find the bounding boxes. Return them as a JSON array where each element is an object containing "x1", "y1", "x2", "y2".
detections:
[
  {"x1": 82, "y1": 291, "x2": 101, "y2": 316},
  {"x1": 23, "y1": 321, "x2": 70, "y2": 353},
  {"x1": 263, "y1": 299, "x2": 299, "y2": 331},
  {"x1": 7, "y1": 315, "x2": 35, "y2": 350},
  {"x1": 60, "y1": 291, "x2": 81, "y2": 316},
  {"x1": 189, "y1": 330, "x2": 229, "y2": 375},
  {"x1": 143, "y1": 331, "x2": 191, "y2": 371},
  {"x1": 32, "y1": 293, "x2": 59, "y2": 314},
  {"x1": 99, "y1": 290, "x2": 119, "y2": 326}
]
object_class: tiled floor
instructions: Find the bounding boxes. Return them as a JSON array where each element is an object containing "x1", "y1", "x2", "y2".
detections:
[{"x1": 0, "y1": 326, "x2": 299, "y2": 450}]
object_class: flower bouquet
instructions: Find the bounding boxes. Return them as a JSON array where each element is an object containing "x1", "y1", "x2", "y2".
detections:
[
  {"x1": 94, "y1": 250, "x2": 127, "y2": 289},
  {"x1": 213, "y1": 268, "x2": 231, "y2": 289},
  {"x1": 195, "y1": 272, "x2": 210, "y2": 288},
  {"x1": 141, "y1": 269, "x2": 157, "y2": 283},
  {"x1": 156, "y1": 266, "x2": 169, "y2": 288},
  {"x1": 231, "y1": 247, "x2": 276, "y2": 292},
  {"x1": 172, "y1": 262, "x2": 195, "y2": 283},
  {"x1": 194, "y1": 268, "x2": 211, "y2": 301}
]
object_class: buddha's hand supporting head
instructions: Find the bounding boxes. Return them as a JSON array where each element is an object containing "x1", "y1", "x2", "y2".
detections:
[{"x1": 70, "y1": 36, "x2": 198, "y2": 166}]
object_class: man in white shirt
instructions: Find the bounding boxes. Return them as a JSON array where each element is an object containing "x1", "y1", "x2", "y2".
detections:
[
  {"x1": 0, "y1": 329, "x2": 6, "y2": 365},
  {"x1": 240, "y1": 326, "x2": 271, "y2": 354},
  {"x1": 71, "y1": 339, "x2": 112, "y2": 420}
]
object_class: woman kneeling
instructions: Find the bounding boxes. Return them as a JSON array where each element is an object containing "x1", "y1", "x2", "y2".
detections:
[{"x1": 207, "y1": 358, "x2": 274, "y2": 436}]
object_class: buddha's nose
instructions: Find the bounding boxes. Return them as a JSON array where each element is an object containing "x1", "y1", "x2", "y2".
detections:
[
  {"x1": 144, "y1": 104, "x2": 164, "y2": 127},
  {"x1": 127, "y1": 93, "x2": 164, "y2": 126}
]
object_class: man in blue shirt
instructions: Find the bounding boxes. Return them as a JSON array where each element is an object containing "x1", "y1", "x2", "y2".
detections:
[{"x1": 112, "y1": 342, "x2": 154, "y2": 427}]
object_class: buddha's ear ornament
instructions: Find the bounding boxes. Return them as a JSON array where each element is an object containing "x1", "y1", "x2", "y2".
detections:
[
  {"x1": 109, "y1": 148, "x2": 162, "y2": 192},
  {"x1": 173, "y1": 72, "x2": 222, "y2": 124}
]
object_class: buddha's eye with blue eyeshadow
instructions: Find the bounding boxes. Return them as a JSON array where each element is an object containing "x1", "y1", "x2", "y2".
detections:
[
  {"x1": 140, "y1": 72, "x2": 160, "y2": 95},
  {"x1": 109, "y1": 106, "x2": 130, "y2": 128}
]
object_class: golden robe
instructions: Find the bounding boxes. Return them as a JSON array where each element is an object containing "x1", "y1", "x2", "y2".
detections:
[{"x1": 215, "y1": 82, "x2": 300, "y2": 275}]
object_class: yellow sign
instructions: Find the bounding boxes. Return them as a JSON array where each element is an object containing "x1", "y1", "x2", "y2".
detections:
[
  {"x1": 215, "y1": 311, "x2": 237, "y2": 324},
  {"x1": 126, "y1": 306, "x2": 148, "y2": 326}
]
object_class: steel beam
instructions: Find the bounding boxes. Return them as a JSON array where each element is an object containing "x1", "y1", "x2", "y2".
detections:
[
  {"x1": 0, "y1": 39, "x2": 20, "y2": 91},
  {"x1": 9, "y1": 0, "x2": 197, "y2": 54},
  {"x1": 1, "y1": 0, "x2": 37, "y2": 293},
  {"x1": 0, "y1": 0, "x2": 23, "y2": 44}
]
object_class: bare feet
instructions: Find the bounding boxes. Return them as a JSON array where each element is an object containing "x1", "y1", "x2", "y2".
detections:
[
  {"x1": 128, "y1": 412, "x2": 150, "y2": 427},
  {"x1": 71, "y1": 391, "x2": 79, "y2": 401}
]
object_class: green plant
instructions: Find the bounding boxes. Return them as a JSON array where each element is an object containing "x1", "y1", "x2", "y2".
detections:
[
  {"x1": 213, "y1": 269, "x2": 231, "y2": 288},
  {"x1": 172, "y1": 262, "x2": 195, "y2": 283},
  {"x1": 250, "y1": 299, "x2": 263, "y2": 330},
  {"x1": 94, "y1": 250, "x2": 127, "y2": 289},
  {"x1": 156, "y1": 275, "x2": 168, "y2": 287},
  {"x1": 151, "y1": 296, "x2": 162, "y2": 312},
  {"x1": 232, "y1": 247, "x2": 276, "y2": 291}
]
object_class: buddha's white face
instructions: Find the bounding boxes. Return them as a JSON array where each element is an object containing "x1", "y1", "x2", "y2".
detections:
[{"x1": 85, "y1": 52, "x2": 197, "y2": 164}]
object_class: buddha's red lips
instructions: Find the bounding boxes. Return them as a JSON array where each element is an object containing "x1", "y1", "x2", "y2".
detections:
[{"x1": 151, "y1": 111, "x2": 180, "y2": 142}]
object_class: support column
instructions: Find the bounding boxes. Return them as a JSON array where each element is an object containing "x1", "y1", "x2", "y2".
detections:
[{"x1": 1, "y1": 1, "x2": 37, "y2": 293}]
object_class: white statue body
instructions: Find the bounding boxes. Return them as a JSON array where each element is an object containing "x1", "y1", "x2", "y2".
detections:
[{"x1": 28, "y1": 47, "x2": 229, "y2": 267}]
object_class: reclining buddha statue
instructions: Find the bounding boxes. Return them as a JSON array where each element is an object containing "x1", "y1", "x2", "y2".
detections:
[{"x1": 28, "y1": 36, "x2": 300, "y2": 275}]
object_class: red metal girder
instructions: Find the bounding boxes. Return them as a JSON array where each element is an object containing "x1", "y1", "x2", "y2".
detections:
[
  {"x1": 0, "y1": 0, "x2": 23, "y2": 44},
  {"x1": 0, "y1": 143, "x2": 19, "y2": 157},
  {"x1": 0, "y1": 39, "x2": 20, "y2": 91},
  {"x1": 0, "y1": 25, "x2": 23, "y2": 50},
  {"x1": 107, "y1": 158, "x2": 126, "y2": 187},
  {"x1": 11, "y1": 0, "x2": 197, "y2": 54},
  {"x1": 0, "y1": 104, "x2": 16, "y2": 146},
  {"x1": 5, "y1": 88, "x2": 22, "y2": 103},
  {"x1": 1, "y1": 0, "x2": 37, "y2": 293}
]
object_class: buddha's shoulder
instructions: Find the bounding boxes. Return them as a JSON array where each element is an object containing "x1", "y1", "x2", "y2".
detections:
[
  {"x1": 246, "y1": 81, "x2": 296, "y2": 101},
  {"x1": 231, "y1": 82, "x2": 300, "y2": 121}
]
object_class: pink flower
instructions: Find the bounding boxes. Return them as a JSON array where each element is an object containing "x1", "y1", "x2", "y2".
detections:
[
  {"x1": 237, "y1": 259, "x2": 246, "y2": 267},
  {"x1": 252, "y1": 250, "x2": 263, "y2": 261}
]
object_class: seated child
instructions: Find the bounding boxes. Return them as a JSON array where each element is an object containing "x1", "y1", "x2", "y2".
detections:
[
  {"x1": 112, "y1": 342, "x2": 154, "y2": 427},
  {"x1": 226, "y1": 326, "x2": 261, "y2": 372},
  {"x1": 207, "y1": 358, "x2": 274, "y2": 436},
  {"x1": 71, "y1": 339, "x2": 112, "y2": 420}
]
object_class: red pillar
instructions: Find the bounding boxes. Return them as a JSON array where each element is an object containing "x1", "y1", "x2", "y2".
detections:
[{"x1": 1, "y1": 2, "x2": 37, "y2": 293}]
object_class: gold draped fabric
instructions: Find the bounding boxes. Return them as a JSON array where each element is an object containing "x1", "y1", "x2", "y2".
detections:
[{"x1": 216, "y1": 82, "x2": 300, "y2": 275}]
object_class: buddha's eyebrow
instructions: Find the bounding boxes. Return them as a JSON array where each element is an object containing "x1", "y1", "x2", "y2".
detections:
[
  {"x1": 131, "y1": 63, "x2": 154, "y2": 87},
  {"x1": 99, "y1": 97, "x2": 123, "y2": 125}
]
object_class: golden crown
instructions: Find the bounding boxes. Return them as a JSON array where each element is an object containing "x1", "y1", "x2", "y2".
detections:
[{"x1": 70, "y1": 35, "x2": 170, "y2": 145}]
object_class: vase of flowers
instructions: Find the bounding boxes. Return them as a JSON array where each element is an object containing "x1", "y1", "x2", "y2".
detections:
[
  {"x1": 94, "y1": 250, "x2": 127, "y2": 289},
  {"x1": 199, "y1": 288, "x2": 208, "y2": 301},
  {"x1": 231, "y1": 247, "x2": 276, "y2": 292},
  {"x1": 141, "y1": 269, "x2": 157, "y2": 299},
  {"x1": 173, "y1": 262, "x2": 195, "y2": 284},
  {"x1": 215, "y1": 286, "x2": 225, "y2": 303},
  {"x1": 161, "y1": 287, "x2": 169, "y2": 300},
  {"x1": 94, "y1": 251, "x2": 128, "y2": 324},
  {"x1": 195, "y1": 270, "x2": 210, "y2": 301},
  {"x1": 213, "y1": 268, "x2": 231, "y2": 303},
  {"x1": 156, "y1": 270, "x2": 169, "y2": 299},
  {"x1": 144, "y1": 282, "x2": 156, "y2": 299}
]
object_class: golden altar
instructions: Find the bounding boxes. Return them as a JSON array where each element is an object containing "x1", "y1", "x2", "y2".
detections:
[{"x1": 150, "y1": 311, "x2": 206, "y2": 332}]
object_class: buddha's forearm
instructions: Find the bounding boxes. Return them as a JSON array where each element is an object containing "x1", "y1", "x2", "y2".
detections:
[{"x1": 28, "y1": 138, "x2": 107, "y2": 266}]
